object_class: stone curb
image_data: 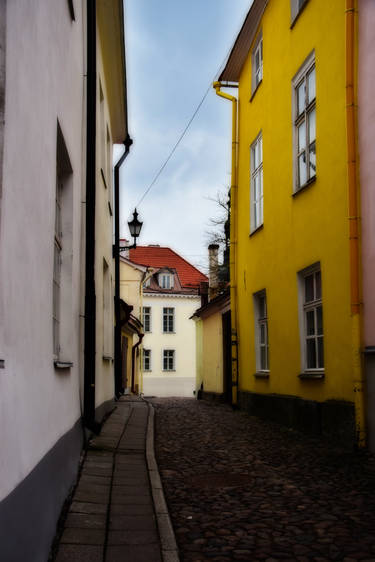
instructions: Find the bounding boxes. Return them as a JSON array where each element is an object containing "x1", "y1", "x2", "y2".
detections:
[{"x1": 146, "y1": 403, "x2": 180, "y2": 562}]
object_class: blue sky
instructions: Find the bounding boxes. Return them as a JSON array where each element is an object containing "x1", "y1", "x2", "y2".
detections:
[{"x1": 116, "y1": 1, "x2": 251, "y2": 273}]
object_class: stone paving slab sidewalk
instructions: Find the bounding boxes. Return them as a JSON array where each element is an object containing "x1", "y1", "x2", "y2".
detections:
[
  {"x1": 152, "y1": 398, "x2": 375, "y2": 562},
  {"x1": 53, "y1": 396, "x2": 178, "y2": 562}
]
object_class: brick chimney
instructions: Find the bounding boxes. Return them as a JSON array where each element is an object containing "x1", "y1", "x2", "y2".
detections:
[{"x1": 208, "y1": 244, "x2": 219, "y2": 300}]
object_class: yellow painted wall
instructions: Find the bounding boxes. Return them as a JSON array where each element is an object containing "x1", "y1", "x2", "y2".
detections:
[
  {"x1": 235, "y1": 0, "x2": 353, "y2": 403},
  {"x1": 195, "y1": 319, "x2": 203, "y2": 392},
  {"x1": 202, "y1": 312, "x2": 224, "y2": 394}
]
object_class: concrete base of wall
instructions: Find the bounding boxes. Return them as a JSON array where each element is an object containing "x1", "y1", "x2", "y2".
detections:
[
  {"x1": 95, "y1": 398, "x2": 116, "y2": 424},
  {"x1": 238, "y1": 391, "x2": 355, "y2": 446},
  {"x1": 199, "y1": 391, "x2": 226, "y2": 403},
  {"x1": 143, "y1": 376, "x2": 195, "y2": 398},
  {"x1": 0, "y1": 418, "x2": 83, "y2": 562}
]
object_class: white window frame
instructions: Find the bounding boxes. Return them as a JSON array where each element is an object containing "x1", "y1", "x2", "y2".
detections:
[
  {"x1": 291, "y1": 0, "x2": 309, "y2": 24},
  {"x1": 143, "y1": 349, "x2": 151, "y2": 372},
  {"x1": 162, "y1": 349, "x2": 175, "y2": 372},
  {"x1": 292, "y1": 51, "x2": 316, "y2": 192},
  {"x1": 143, "y1": 306, "x2": 151, "y2": 333},
  {"x1": 298, "y1": 263, "x2": 324, "y2": 373},
  {"x1": 162, "y1": 307, "x2": 175, "y2": 333},
  {"x1": 250, "y1": 132, "x2": 263, "y2": 233},
  {"x1": 251, "y1": 32, "x2": 263, "y2": 94},
  {"x1": 159, "y1": 273, "x2": 173, "y2": 289},
  {"x1": 253, "y1": 290, "x2": 269, "y2": 373}
]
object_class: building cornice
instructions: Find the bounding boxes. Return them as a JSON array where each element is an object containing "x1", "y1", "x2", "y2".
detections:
[{"x1": 219, "y1": 0, "x2": 268, "y2": 83}]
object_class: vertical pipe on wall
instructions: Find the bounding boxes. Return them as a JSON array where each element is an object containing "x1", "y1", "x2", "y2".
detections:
[
  {"x1": 213, "y1": 82, "x2": 239, "y2": 405},
  {"x1": 114, "y1": 137, "x2": 132, "y2": 397},
  {"x1": 83, "y1": 0, "x2": 97, "y2": 429},
  {"x1": 346, "y1": 0, "x2": 366, "y2": 447}
]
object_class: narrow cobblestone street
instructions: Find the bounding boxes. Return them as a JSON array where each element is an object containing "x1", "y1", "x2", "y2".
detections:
[{"x1": 151, "y1": 398, "x2": 375, "y2": 562}]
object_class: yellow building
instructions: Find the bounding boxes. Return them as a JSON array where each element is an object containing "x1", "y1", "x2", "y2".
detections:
[{"x1": 215, "y1": 0, "x2": 364, "y2": 445}]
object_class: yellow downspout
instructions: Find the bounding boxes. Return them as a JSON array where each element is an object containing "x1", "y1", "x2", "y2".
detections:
[
  {"x1": 346, "y1": 0, "x2": 366, "y2": 447},
  {"x1": 213, "y1": 81, "x2": 239, "y2": 405}
]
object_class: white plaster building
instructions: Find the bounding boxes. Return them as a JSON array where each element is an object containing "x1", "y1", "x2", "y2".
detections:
[
  {"x1": 129, "y1": 246, "x2": 208, "y2": 397},
  {"x1": 0, "y1": 2, "x2": 130, "y2": 559}
]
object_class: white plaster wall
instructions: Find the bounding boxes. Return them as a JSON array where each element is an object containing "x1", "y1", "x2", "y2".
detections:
[
  {"x1": 0, "y1": 0, "x2": 85, "y2": 500},
  {"x1": 141, "y1": 294, "x2": 200, "y2": 397}
]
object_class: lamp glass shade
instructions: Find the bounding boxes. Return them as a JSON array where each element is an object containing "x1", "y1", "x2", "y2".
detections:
[{"x1": 128, "y1": 209, "x2": 143, "y2": 238}]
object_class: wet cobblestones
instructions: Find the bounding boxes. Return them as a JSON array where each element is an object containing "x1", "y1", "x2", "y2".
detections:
[{"x1": 151, "y1": 398, "x2": 375, "y2": 562}]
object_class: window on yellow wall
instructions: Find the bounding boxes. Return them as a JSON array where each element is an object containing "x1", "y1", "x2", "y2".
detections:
[
  {"x1": 298, "y1": 264, "x2": 324, "y2": 373},
  {"x1": 293, "y1": 52, "x2": 316, "y2": 191},
  {"x1": 253, "y1": 290, "x2": 269, "y2": 373},
  {"x1": 291, "y1": 0, "x2": 309, "y2": 24},
  {"x1": 250, "y1": 133, "x2": 263, "y2": 232},
  {"x1": 251, "y1": 33, "x2": 263, "y2": 95}
]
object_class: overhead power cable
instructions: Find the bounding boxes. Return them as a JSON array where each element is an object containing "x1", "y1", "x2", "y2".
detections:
[
  {"x1": 136, "y1": 84, "x2": 211, "y2": 207},
  {"x1": 134, "y1": 28, "x2": 242, "y2": 208}
]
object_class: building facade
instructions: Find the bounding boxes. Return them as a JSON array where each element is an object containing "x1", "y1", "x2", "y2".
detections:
[
  {"x1": 215, "y1": 0, "x2": 365, "y2": 445},
  {"x1": 129, "y1": 246, "x2": 207, "y2": 397},
  {"x1": 0, "y1": 1, "x2": 130, "y2": 559}
]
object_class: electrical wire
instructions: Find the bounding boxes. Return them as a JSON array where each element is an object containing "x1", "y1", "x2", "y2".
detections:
[
  {"x1": 135, "y1": 84, "x2": 211, "y2": 207},
  {"x1": 134, "y1": 31, "x2": 241, "y2": 208}
]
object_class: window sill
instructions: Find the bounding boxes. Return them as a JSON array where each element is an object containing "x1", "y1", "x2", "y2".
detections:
[
  {"x1": 54, "y1": 360, "x2": 73, "y2": 370},
  {"x1": 290, "y1": 0, "x2": 309, "y2": 29},
  {"x1": 162, "y1": 370, "x2": 176, "y2": 373},
  {"x1": 298, "y1": 371, "x2": 325, "y2": 380},
  {"x1": 162, "y1": 332, "x2": 176, "y2": 335},
  {"x1": 250, "y1": 79, "x2": 262, "y2": 102},
  {"x1": 292, "y1": 175, "x2": 316, "y2": 197},
  {"x1": 102, "y1": 355, "x2": 113, "y2": 362},
  {"x1": 254, "y1": 371, "x2": 269, "y2": 379},
  {"x1": 250, "y1": 224, "x2": 264, "y2": 237}
]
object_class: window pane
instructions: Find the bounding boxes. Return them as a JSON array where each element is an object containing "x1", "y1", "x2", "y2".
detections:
[
  {"x1": 309, "y1": 141, "x2": 316, "y2": 177},
  {"x1": 307, "y1": 67, "x2": 315, "y2": 104},
  {"x1": 306, "y1": 310, "x2": 315, "y2": 336},
  {"x1": 298, "y1": 121, "x2": 306, "y2": 151},
  {"x1": 315, "y1": 270, "x2": 321, "y2": 299},
  {"x1": 317, "y1": 336, "x2": 324, "y2": 368},
  {"x1": 308, "y1": 108, "x2": 316, "y2": 142},
  {"x1": 254, "y1": 142, "x2": 259, "y2": 169},
  {"x1": 317, "y1": 306, "x2": 323, "y2": 335},
  {"x1": 297, "y1": 80, "x2": 305, "y2": 116},
  {"x1": 260, "y1": 346, "x2": 267, "y2": 370},
  {"x1": 306, "y1": 339, "x2": 316, "y2": 369},
  {"x1": 260, "y1": 323, "x2": 266, "y2": 344},
  {"x1": 305, "y1": 274, "x2": 314, "y2": 302},
  {"x1": 259, "y1": 295, "x2": 266, "y2": 318},
  {"x1": 298, "y1": 152, "x2": 307, "y2": 186}
]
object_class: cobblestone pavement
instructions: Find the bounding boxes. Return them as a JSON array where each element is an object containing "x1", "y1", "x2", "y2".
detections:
[{"x1": 151, "y1": 398, "x2": 375, "y2": 562}]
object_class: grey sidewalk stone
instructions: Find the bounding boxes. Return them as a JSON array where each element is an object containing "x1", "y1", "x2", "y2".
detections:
[{"x1": 53, "y1": 397, "x2": 175, "y2": 562}]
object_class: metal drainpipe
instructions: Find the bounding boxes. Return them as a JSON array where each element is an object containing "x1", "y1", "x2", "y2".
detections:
[
  {"x1": 83, "y1": 0, "x2": 98, "y2": 431},
  {"x1": 114, "y1": 136, "x2": 133, "y2": 398},
  {"x1": 346, "y1": 0, "x2": 366, "y2": 447},
  {"x1": 213, "y1": 81, "x2": 239, "y2": 406},
  {"x1": 131, "y1": 333, "x2": 144, "y2": 393}
]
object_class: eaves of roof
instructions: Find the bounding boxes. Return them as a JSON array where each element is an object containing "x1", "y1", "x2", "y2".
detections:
[
  {"x1": 192, "y1": 290, "x2": 230, "y2": 320},
  {"x1": 219, "y1": 0, "x2": 268, "y2": 83}
]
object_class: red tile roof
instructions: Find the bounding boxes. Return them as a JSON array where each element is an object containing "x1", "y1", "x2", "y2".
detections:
[{"x1": 129, "y1": 246, "x2": 207, "y2": 289}]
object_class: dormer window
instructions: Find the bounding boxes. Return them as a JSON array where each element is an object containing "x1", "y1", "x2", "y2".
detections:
[{"x1": 159, "y1": 273, "x2": 173, "y2": 289}]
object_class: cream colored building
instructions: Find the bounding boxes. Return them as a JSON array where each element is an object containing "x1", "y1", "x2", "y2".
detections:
[{"x1": 129, "y1": 246, "x2": 208, "y2": 397}]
